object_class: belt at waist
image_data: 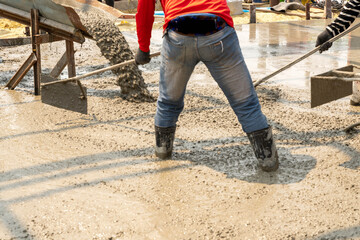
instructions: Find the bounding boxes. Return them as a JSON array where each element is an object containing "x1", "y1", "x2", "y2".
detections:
[{"x1": 167, "y1": 15, "x2": 227, "y2": 36}]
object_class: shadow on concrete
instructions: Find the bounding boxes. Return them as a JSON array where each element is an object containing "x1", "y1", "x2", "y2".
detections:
[
  {"x1": 0, "y1": 147, "x2": 192, "y2": 239},
  {"x1": 308, "y1": 225, "x2": 360, "y2": 240},
  {"x1": 0, "y1": 79, "x2": 359, "y2": 239},
  {"x1": 2, "y1": 120, "x2": 357, "y2": 238}
]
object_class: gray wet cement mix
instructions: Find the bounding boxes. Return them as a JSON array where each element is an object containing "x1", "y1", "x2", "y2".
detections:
[
  {"x1": 76, "y1": 10, "x2": 155, "y2": 103},
  {"x1": 0, "y1": 19, "x2": 360, "y2": 240}
]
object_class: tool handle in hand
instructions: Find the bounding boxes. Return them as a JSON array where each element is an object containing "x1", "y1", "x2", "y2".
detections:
[
  {"x1": 42, "y1": 51, "x2": 161, "y2": 87},
  {"x1": 253, "y1": 21, "x2": 360, "y2": 88}
]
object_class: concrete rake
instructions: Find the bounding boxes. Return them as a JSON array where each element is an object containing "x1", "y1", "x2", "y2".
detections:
[
  {"x1": 41, "y1": 52, "x2": 161, "y2": 113},
  {"x1": 253, "y1": 21, "x2": 360, "y2": 88}
]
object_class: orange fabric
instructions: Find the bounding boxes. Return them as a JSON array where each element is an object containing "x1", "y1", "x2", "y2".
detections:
[{"x1": 136, "y1": 0, "x2": 234, "y2": 52}]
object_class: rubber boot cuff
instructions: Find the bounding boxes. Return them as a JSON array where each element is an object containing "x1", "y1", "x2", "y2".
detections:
[
  {"x1": 247, "y1": 126, "x2": 279, "y2": 172},
  {"x1": 155, "y1": 125, "x2": 176, "y2": 160}
]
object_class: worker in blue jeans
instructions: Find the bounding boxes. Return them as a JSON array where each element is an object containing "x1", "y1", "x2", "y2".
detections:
[{"x1": 136, "y1": 4, "x2": 279, "y2": 172}]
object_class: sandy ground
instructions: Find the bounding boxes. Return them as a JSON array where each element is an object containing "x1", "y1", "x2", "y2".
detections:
[{"x1": 0, "y1": 15, "x2": 359, "y2": 240}]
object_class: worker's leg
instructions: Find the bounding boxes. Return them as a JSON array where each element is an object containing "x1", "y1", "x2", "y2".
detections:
[
  {"x1": 154, "y1": 30, "x2": 198, "y2": 159},
  {"x1": 155, "y1": 30, "x2": 198, "y2": 128},
  {"x1": 200, "y1": 26, "x2": 278, "y2": 171},
  {"x1": 199, "y1": 26, "x2": 267, "y2": 133}
]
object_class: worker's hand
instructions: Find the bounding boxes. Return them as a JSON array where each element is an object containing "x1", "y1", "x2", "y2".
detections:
[
  {"x1": 135, "y1": 48, "x2": 151, "y2": 65},
  {"x1": 316, "y1": 30, "x2": 333, "y2": 53}
]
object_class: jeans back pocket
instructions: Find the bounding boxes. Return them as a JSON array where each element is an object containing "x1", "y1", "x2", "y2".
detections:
[{"x1": 162, "y1": 32, "x2": 186, "y2": 65}]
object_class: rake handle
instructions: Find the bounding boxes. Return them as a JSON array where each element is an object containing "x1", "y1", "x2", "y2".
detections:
[
  {"x1": 253, "y1": 21, "x2": 360, "y2": 88},
  {"x1": 42, "y1": 51, "x2": 161, "y2": 87}
]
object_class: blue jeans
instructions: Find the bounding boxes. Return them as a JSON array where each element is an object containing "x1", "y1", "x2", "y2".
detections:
[{"x1": 155, "y1": 26, "x2": 268, "y2": 133}]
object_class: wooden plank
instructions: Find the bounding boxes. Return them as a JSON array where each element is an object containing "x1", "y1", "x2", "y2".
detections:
[
  {"x1": 247, "y1": 8, "x2": 324, "y2": 19},
  {"x1": 50, "y1": 51, "x2": 68, "y2": 79},
  {"x1": 65, "y1": 40, "x2": 87, "y2": 98},
  {"x1": 306, "y1": 3, "x2": 310, "y2": 20},
  {"x1": 312, "y1": 76, "x2": 360, "y2": 82},
  {"x1": 49, "y1": 45, "x2": 79, "y2": 79},
  {"x1": 242, "y1": 2, "x2": 267, "y2": 8},
  {"x1": 25, "y1": 26, "x2": 30, "y2": 36},
  {"x1": 0, "y1": 34, "x2": 65, "y2": 47},
  {"x1": 34, "y1": 34, "x2": 63, "y2": 44},
  {"x1": 5, "y1": 53, "x2": 37, "y2": 89},
  {"x1": 250, "y1": 5, "x2": 256, "y2": 23},
  {"x1": 0, "y1": 37, "x2": 31, "y2": 46},
  {"x1": 65, "y1": 40, "x2": 76, "y2": 78},
  {"x1": 31, "y1": 9, "x2": 41, "y2": 96},
  {"x1": 325, "y1": 0, "x2": 332, "y2": 18},
  {"x1": 331, "y1": 70, "x2": 360, "y2": 78},
  {"x1": 65, "y1": 40, "x2": 84, "y2": 98}
]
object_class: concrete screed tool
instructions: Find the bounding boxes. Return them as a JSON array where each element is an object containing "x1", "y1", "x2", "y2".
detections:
[
  {"x1": 252, "y1": 21, "x2": 360, "y2": 132},
  {"x1": 41, "y1": 52, "x2": 161, "y2": 88},
  {"x1": 253, "y1": 21, "x2": 360, "y2": 88},
  {"x1": 41, "y1": 52, "x2": 161, "y2": 114}
]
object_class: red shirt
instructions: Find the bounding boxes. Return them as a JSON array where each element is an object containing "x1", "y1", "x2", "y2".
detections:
[{"x1": 136, "y1": 0, "x2": 234, "y2": 52}]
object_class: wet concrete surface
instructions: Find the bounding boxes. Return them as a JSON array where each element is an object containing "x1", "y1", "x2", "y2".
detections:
[
  {"x1": 0, "y1": 19, "x2": 359, "y2": 239},
  {"x1": 120, "y1": 19, "x2": 360, "y2": 91},
  {"x1": 2, "y1": 19, "x2": 360, "y2": 93},
  {"x1": 234, "y1": 19, "x2": 360, "y2": 89}
]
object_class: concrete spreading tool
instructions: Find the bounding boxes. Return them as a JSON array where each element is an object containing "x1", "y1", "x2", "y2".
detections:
[
  {"x1": 253, "y1": 21, "x2": 360, "y2": 88},
  {"x1": 252, "y1": 22, "x2": 360, "y2": 132},
  {"x1": 42, "y1": 52, "x2": 161, "y2": 88},
  {"x1": 41, "y1": 75, "x2": 88, "y2": 114},
  {"x1": 41, "y1": 52, "x2": 161, "y2": 113},
  {"x1": 310, "y1": 65, "x2": 357, "y2": 108}
]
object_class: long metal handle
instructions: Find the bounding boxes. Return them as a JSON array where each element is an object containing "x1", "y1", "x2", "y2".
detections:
[
  {"x1": 42, "y1": 51, "x2": 161, "y2": 87},
  {"x1": 253, "y1": 21, "x2": 360, "y2": 88}
]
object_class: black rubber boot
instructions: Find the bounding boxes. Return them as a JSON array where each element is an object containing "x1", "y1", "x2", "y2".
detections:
[
  {"x1": 246, "y1": 126, "x2": 279, "y2": 172},
  {"x1": 350, "y1": 99, "x2": 360, "y2": 106},
  {"x1": 155, "y1": 125, "x2": 176, "y2": 159}
]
